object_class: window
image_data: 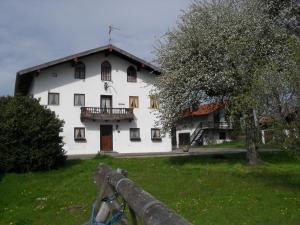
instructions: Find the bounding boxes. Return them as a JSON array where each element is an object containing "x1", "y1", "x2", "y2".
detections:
[
  {"x1": 151, "y1": 128, "x2": 161, "y2": 141},
  {"x1": 74, "y1": 62, "x2": 85, "y2": 79},
  {"x1": 219, "y1": 132, "x2": 226, "y2": 140},
  {"x1": 129, "y1": 96, "x2": 139, "y2": 108},
  {"x1": 101, "y1": 61, "x2": 111, "y2": 81},
  {"x1": 74, "y1": 128, "x2": 86, "y2": 141},
  {"x1": 48, "y1": 93, "x2": 59, "y2": 105},
  {"x1": 130, "y1": 128, "x2": 140, "y2": 141},
  {"x1": 101, "y1": 95, "x2": 112, "y2": 113},
  {"x1": 150, "y1": 96, "x2": 159, "y2": 109},
  {"x1": 127, "y1": 66, "x2": 137, "y2": 82},
  {"x1": 74, "y1": 94, "x2": 85, "y2": 106}
]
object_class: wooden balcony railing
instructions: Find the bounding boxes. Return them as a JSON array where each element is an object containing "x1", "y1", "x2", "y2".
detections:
[
  {"x1": 81, "y1": 107, "x2": 134, "y2": 121},
  {"x1": 199, "y1": 121, "x2": 232, "y2": 129},
  {"x1": 190, "y1": 121, "x2": 232, "y2": 144}
]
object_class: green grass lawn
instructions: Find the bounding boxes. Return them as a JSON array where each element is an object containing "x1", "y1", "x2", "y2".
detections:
[
  {"x1": 1, "y1": 152, "x2": 300, "y2": 225},
  {"x1": 196, "y1": 140, "x2": 277, "y2": 149},
  {"x1": 197, "y1": 140, "x2": 246, "y2": 148}
]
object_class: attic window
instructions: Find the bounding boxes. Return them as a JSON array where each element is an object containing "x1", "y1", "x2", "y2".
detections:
[
  {"x1": 101, "y1": 61, "x2": 111, "y2": 81},
  {"x1": 127, "y1": 66, "x2": 137, "y2": 82},
  {"x1": 74, "y1": 62, "x2": 85, "y2": 79}
]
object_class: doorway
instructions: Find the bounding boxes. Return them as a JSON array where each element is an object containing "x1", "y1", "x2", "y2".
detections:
[
  {"x1": 100, "y1": 125, "x2": 113, "y2": 151},
  {"x1": 178, "y1": 133, "x2": 190, "y2": 146}
]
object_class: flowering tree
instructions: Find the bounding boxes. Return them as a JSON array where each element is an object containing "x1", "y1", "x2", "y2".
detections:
[{"x1": 154, "y1": 0, "x2": 299, "y2": 164}]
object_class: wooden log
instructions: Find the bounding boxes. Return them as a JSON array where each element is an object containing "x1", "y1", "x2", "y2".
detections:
[
  {"x1": 95, "y1": 183, "x2": 111, "y2": 222},
  {"x1": 94, "y1": 166, "x2": 129, "y2": 225},
  {"x1": 95, "y1": 164, "x2": 192, "y2": 225},
  {"x1": 129, "y1": 206, "x2": 138, "y2": 225}
]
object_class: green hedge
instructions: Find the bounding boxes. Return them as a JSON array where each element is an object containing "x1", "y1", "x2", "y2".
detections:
[{"x1": 0, "y1": 96, "x2": 66, "y2": 172}]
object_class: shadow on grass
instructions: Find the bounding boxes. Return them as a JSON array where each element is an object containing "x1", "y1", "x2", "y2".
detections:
[
  {"x1": 168, "y1": 151, "x2": 298, "y2": 166},
  {"x1": 56, "y1": 154, "x2": 113, "y2": 172},
  {"x1": 235, "y1": 169, "x2": 300, "y2": 190},
  {"x1": 168, "y1": 151, "x2": 300, "y2": 191},
  {"x1": 57, "y1": 159, "x2": 83, "y2": 171},
  {"x1": 0, "y1": 172, "x2": 4, "y2": 182},
  {"x1": 168, "y1": 152, "x2": 247, "y2": 166}
]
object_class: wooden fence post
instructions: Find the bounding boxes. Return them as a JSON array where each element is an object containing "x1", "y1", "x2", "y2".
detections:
[
  {"x1": 95, "y1": 164, "x2": 193, "y2": 225},
  {"x1": 94, "y1": 165, "x2": 130, "y2": 225}
]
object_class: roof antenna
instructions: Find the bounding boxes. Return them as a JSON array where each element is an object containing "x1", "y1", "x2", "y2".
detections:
[{"x1": 108, "y1": 25, "x2": 120, "y2": 44}]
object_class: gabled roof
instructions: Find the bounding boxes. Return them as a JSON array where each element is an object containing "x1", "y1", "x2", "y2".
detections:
[
  {"x1": 183, "y1": 102, "x2": 224, "y2": 117},
  {"x1": 192, "y1": 103, "x2": 224, "y2": 116},
  {"x1": 15, "y1": 44, "x2": 161, "y2": 95},
  {"x1": 17, "y1": 44, "x2": 160, "y2": 76}
]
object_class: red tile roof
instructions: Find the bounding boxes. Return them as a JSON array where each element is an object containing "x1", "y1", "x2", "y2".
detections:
[{"x1": 183, "y1": 103, "x2": 224, "y2": 117}]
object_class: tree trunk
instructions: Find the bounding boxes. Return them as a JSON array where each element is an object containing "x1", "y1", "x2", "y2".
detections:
[{"x1": 245, "y1": 109, "x2": 263, "y2": 165}]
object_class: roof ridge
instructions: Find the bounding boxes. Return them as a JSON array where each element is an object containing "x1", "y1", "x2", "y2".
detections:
[{"x1": 17, "y1": 44, "x2": 160, "y2": 75}]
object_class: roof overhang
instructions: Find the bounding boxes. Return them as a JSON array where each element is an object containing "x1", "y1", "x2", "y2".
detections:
[{"x1": 15, "y1": 44, "x2": 161, "y2": 95}]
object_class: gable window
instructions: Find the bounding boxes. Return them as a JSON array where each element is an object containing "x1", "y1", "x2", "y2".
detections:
[
  {"x1": 150, "y1": 96, "x2": 159, "y2": 109},
  {"x1": 127, "y1": 66, "x2": 137, "y2": 82},
  {"x1": 74, "y1": 94, "x2": 85, "y2": 106},
  {"x1": 48, "y1": 93, "x2": 59, "y2": 105},
  {"x1": 130, "y1": 128, "x2": 141, "y2": 141},
  {"x1": 151, "y1": 128, "x2": 161, "y2": 141},
  {"x1": 129, "y1": 96, "x2": 139, "y2": 108},
  {"x1": 74, "y1": 62, "x2": 85, "y2": 79},
  {"x1": 74, "y1": 127, "x2": 86, "y2": 141},
  {"x1": 101, "y1": 61, "x2": 111, "y2": 81}
]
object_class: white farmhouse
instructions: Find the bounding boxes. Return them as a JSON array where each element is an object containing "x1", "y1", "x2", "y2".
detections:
[
  {"x1": 175, "y1": 103, "x2": 233, "y2": 147},
  {"x1": 15, "y1": 45, "x2": 172, "y2": 155}
]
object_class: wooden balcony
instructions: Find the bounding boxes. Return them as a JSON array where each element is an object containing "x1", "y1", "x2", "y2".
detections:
[
  {"x1": 81, "y1": 107, "x2": 134, "y2": 121},
  {"x1": 200, "y1": 121, "x2": 232, "y2": 129}
]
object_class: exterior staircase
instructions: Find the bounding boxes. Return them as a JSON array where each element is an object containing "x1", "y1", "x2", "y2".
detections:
[{"x1": 190, "y1": 123, "x2": 205, "y2": 145}]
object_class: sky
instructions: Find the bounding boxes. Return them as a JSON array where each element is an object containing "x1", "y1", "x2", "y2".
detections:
[{"x1": 0, "y1": 0, "x2": 191, "y2": 96}]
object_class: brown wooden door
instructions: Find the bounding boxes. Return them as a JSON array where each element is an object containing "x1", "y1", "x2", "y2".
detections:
[{"x1": 100, "y1": 125, "x2": 113, "y2": 151}]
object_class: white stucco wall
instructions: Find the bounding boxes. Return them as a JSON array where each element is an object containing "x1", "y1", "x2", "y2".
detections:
[
  {"x1": 175, "y1": 110, "x2": 232, "y2": 147},
  {"x1": 29, "y1": 52, "x2": 171, "y2": 154}
]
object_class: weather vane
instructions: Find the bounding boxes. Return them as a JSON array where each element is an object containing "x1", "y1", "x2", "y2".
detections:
[{"x1": 108, "y1": 25, "x2": 120, "y2": 44}]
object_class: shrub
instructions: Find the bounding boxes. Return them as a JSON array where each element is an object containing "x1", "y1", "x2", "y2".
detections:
[
  {"x1": 273, "y1": 118, "x2": 300, "y2": 155},
  {"x1": 0, "y1": 96, "x2": 66, "y2": 172}
]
